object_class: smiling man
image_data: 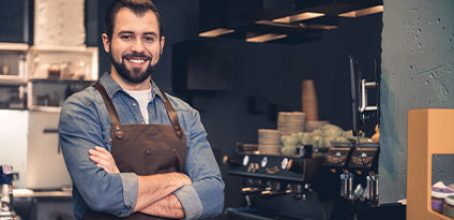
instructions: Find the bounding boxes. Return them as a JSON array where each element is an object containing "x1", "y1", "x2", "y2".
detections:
[{"x1": 58, "y1": 1, "x2": 224, "y2": 219}]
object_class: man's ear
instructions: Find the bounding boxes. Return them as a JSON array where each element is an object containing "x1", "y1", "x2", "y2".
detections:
[
  {"x1": 102, "y1": 33, "x2": 111, "y2": 53},
  {"x1": 160, "y1": 36, "x2": 165, "y2": 56}
]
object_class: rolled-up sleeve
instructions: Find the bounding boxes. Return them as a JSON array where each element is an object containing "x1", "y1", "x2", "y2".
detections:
[
  {"x1": 59, "y1": 95, "x2": 137, "y2": 217},
  {"x1": 174, "y1": 109, "x2": 225, "y2": 219}
]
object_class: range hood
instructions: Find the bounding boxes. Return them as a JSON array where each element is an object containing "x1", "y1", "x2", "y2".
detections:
[{"x1": 198, "y1": 0, "x2": 383, "y2": 44}]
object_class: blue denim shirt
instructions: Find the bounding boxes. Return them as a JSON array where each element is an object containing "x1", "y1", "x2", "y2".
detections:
[{"x1": 59, "y1": 73, "x2": 224, "y2": 219}]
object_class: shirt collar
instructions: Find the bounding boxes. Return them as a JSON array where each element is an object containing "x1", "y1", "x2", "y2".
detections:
[{"x1": 99, "y1": 72, "x2": 165, "y2": 102}]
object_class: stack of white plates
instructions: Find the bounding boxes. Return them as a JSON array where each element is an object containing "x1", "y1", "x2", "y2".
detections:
[
  {"x1": 277, "y1": 112, "x2": 306, "y2": 136},
  {"x1": 258, "y1": 129, "x2": 281, "y2": 155}
]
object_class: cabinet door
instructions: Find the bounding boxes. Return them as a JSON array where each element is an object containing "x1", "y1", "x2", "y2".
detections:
[
  {"x1": 0, "y1": 110, "x2": 28, "y2": 188},
  {"x1": 0, "y1": 0, "x2": 31, "y2": 43},
  {"x1": 27, "y1": 111, "x2": 72, "y2": 189}
]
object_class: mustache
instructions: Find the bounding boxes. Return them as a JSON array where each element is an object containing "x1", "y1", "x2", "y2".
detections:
[{"x1": 122, "y1": 53, "x2": 152, "y2": 60}]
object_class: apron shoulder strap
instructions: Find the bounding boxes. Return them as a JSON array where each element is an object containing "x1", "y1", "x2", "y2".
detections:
[
  {"x1": 92, "y1": 82, "x2": 124, "y2": 139},
  {"x1": 159, "y1": 89, "x2": 184, "y2": 139}
]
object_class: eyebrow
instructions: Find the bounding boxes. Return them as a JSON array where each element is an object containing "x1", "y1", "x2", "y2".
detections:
[
  {"x1": 117, "y1": 31, "x2": 134, "y2": 35},
  {"x1": 117, "y1": 31, "x2": 158, "y2": 37}
]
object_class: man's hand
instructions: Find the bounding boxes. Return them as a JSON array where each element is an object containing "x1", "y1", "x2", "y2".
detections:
[
  {"x1": 88, "y1": 146, "x2": 190, "y2": 218},
  {"x1": 139, "y1": 194, "x2": 184, "y2": 218},
  {"x1": 88, "y1": 146, "x2": 120, "y2": 174}
]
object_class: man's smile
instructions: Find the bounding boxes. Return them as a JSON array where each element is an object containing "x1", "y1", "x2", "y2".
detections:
[{"x1": 123, "y1": 54, "x2": 151, "y2": 67}]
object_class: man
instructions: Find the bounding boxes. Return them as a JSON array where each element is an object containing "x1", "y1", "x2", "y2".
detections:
[{"x1": 58, "y1": 1, "x2": 224, "y2": 219}]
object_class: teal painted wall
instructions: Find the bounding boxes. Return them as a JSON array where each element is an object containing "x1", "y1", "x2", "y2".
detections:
[{"x1": 380, "y1": 0, "x2": 454, "y2": 203}]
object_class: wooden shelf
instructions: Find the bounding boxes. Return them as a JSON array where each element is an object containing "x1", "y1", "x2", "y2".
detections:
[
  {"x1": 30, "y1": 45, "x2": 89, "y2": 52},
  {"x1": 0, "y1": 75, "x2": 26, "y2": 85},
  {"x1": 13, "y1": 189, "x2": 72, "y2": 198},
  {"x1": 0, "y1": 43, "x2": 29, "y2": 51},
  {"x1": 28, "y1": 106, "x2": 61, "y2": 113},
  {"x1": 29, "y1": 78, "x2": 95, "y2": 84}
]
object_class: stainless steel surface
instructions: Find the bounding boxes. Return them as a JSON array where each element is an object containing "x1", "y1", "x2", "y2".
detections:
[
  {"x1": 340, "y1": 172, "x2": 354, "y2": 200},
  {"x1": 359, "y1": 79, "x2": 378, "y2": 113},
  {"x1": 0, "y1": 166, "x2": 21, "y2": 220},
  {"x1": 367, "y1": 173, "x2": 379, "y2": 204},
  {"x1": 0, "y1": 184, "x2": 21, "y2": 220}
]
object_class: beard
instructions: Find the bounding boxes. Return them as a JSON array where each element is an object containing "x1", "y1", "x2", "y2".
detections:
[{"x1": 109, "y1": 51, "x2": 156, "y2": 84}]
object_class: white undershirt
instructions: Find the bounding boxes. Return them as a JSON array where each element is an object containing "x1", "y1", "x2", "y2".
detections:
[{"x1": 124, "y1": 87, "x2": 152, "y2": 124}]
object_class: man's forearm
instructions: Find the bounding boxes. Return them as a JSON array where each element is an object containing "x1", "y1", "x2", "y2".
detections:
[
  {"x1": 139, "y1": 194, "x2": 184, "y2": 219},
  {"x1": 134, "y1": 172, "x2": 191, "y2": 211}
]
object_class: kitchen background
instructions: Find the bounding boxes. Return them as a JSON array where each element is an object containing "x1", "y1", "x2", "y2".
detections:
[{"x1": 95, "y1": 0, "x2": 383, "y2": 211}]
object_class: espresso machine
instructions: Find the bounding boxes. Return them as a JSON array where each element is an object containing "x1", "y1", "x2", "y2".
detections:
[
  {"x1": 0, "y1": 165, "x2": 21, "y2": 220},
  {"x1": 222, "y1": 56, "x2": 400, "y2": 220},
  {"x1": 223, "y1": 144, "x2": 335, "y2": 219}
]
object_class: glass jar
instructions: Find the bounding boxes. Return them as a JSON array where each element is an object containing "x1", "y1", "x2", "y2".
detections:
[
  {"x1": 443, "y1": 195, "x2": 454, "y2": 218},
  {"x1": 432, "y1": 187, "x2": 454, "y2": 213}
]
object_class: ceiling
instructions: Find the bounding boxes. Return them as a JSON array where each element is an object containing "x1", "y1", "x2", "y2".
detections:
[{"x1": 198, "y1": 0, "x2": 383, "y2": 44}]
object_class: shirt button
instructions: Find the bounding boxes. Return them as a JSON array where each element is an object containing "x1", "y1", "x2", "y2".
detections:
[
  {"x1": 145, "y1": 149, "x2": 151, "y2": 155},
  {"x1": 172, "y1": 149, "x2": 176, "y2": 152},
  {"x1": 133, "y1": 103, "x2": 137, "y2": 106}
]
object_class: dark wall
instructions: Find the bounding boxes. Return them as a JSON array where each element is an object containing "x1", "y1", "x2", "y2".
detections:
[
  {"x1": 0, "y1": 0, "x2": 31, "y2": 43},
  {"x1": 95, "y1": 0, "x2": 382, "y2": 210},
  {"x1": 186, "y1": 15, "x2": 382, "y2": 208}
]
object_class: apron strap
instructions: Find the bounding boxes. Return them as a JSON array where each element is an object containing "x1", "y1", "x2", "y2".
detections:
[
  {"x1": 92, "y1": 82, "x2": 124, "y2": 139},
  {"x1": 159, "y1": 89, "x2": 184, "y2": 139},
  {"x1": 92, "y1": 81, "x2": 184, "y2": 140}
]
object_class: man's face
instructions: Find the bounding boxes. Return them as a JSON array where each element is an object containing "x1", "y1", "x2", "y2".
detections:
[{"x1": 102, "y1": 8, "x2": 165, "y2": 84}]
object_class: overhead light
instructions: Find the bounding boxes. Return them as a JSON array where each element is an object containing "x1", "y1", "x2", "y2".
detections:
[
  {"x1": 273, "y1": 12, "x2": 325, "y2": 23},
  {"x1": 199, "y1": 28, "x2": 235, "y2": 38},
  {"x1": 339, "y1": 5, "x2": 383, "y2": 18},
  {"x1": 300, "y1": 24, "x2": 338, "y2": 30},
  {"x1": 256, "y1": 20, "x2": 338, "y2": 30},
  {"x1": 246, "y1": 33, "x2": 287, "y2": 43}
]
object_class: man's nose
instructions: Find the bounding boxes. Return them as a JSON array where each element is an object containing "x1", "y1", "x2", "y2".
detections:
[{"x1": 131, "y1": 39, "x2": 145, "y2": 52}]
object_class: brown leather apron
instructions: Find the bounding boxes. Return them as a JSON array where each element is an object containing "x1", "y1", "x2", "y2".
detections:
[{"x1": 83, "y1": 82, "x2": 187, "y2": 220}]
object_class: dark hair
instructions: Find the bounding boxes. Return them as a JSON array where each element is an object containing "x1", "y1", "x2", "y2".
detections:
[{"x1": 104, "y1": 0, "x2": 164, "y2": 39}]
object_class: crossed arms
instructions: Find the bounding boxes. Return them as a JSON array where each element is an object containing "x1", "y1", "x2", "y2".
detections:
[{"x1": 89, "y1": 146, "x2": 188, "y2": 218}]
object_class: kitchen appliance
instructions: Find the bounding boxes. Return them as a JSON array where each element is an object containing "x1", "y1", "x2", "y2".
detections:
[
  {"x1": 0, "y1": 165, "x2": 21, "y2": 220},
  {"x1": 224, "y1": 150, "x2": 332, "y2": 219},
  {"x1": 0, "y1": 110, "x2": 72, "y2": 190}
]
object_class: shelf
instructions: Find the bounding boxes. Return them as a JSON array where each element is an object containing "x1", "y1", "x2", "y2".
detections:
[
  {"x1": 29, "y1": 78, "x2": 95, "y2": 84},
  {"x1": 13, "y1": 189, "x2": 72, "y2": 198},
  {"x1": 228, "y1": 170, "x2": 304, "y2": 183},
  {"x1": 28, "y1": 106, "x2": 61, "y2": 113},
  {"x1": 28, "y1": 46, "x2": 99, "y2": 81},
  {"x1": 0, "y1": 43, "x2": 29, "y2": 51},
  {"x1": 238, "y1": 151, "x2": 305, "y2": 160},
  {"x1": 0, "y1": 75, "x2": 26, "y2": 85},
  {"x1": 0, "y1": 42, "x2": 98, "y2": 112},
  {"x1": 30, "y1": 45, "x2": 90, "y2": 52}
]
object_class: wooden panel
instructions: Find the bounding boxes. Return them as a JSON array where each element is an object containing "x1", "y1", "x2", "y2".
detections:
[{"x1": 407, "y1": 108, "x2": 454, "y2": 220}]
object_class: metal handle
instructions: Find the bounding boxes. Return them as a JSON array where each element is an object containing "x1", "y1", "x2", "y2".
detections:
[
  {"x1": 43, "y1": 128, "x2": 59, "y2": 134},
  {"x1": 42, "y1": 128, "x2": 61, "y2": 154},
  {"x1": 359, "y1": 79, "x2": 378, "y2": 113}
]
